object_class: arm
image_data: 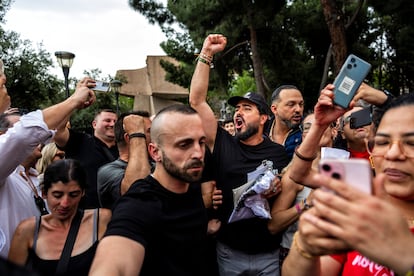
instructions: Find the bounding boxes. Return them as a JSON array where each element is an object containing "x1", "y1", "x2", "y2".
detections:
[
  {"x1": 97, "y1": 208, "x2": 112, "y2": 239},
  {"x1": 282, "y1": 212, "x2": 345, "y2": 276},
  {"x1": 89, "y1": 236, "x2": 145, "y2": 276},
  {"x1": 289, "y1": 85, "x2": 346, "y2": 186},
  {"x1": 8, "y1": 218, "x2": 35, "y2": 265},
  {"x1": 352, "y1": 82, "x2": 389, "y2": 106},
  {"x1": 120, "y1": 115, "x2": 151, "y2": 195},
  {"x1": 189, "y1": 34, "x2": 227, "y2": 151},
  {"x1": 268, "y1": 171, "x2": 304, "y2": 234},
  {"x1": 52, "y1": 77, "x2": 96, "y2": 147},
  {"x1": 201, "y1": 180, "x2": 222, "y2": 209}
]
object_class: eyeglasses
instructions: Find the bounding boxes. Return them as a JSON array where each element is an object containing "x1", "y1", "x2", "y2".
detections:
[{"x1": 366, "y1": 136, "x2": 414, "y2": 158}]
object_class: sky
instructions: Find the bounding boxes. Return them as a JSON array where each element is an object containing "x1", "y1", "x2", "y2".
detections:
[{"x1": 3, "y1": 0, "x2": 167, "y2": 80}]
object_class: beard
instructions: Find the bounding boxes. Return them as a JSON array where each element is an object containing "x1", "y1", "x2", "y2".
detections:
[
  {"x1": 235, "y1": 123, "x2": 259, "y2": 141},
  {"x1": 161, "y1": 151, "x2": 204, "y2": 183},
  {"x1": 281, "y1": 117, "x2": 301, "y2": 130}
]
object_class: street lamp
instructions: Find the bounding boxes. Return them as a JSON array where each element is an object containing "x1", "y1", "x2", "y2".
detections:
[
  {"x1": 55, "y1": 51, "x2": 75, "y2": 98},
  {"x1": 110, "y1": 80, "x2": 122, "y2": 115}
]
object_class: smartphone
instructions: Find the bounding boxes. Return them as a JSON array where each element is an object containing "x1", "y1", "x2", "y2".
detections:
[
  {"x1": 333, "y1": 54, "x2": 372, "y2": 108},
  {"x1": 349, "y1": 107, "x2": 372, "y2": 129},
  {"x1": 92, "y1": 81, "x2": 110, "y2": 92},
  {"x1": 319, "y1": 158, "x2": 372, "y2": 194}
]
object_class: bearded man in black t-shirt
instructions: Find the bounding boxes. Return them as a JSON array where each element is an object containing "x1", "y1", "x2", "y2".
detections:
[
  {"x1": 90, "y1": 104, "x2": 210, "y2": 276},
  {"x1": 190, "y1": 34, "x2": 290, "y2": 276}
]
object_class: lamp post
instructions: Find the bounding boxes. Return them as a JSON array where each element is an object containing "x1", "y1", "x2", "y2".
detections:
[
  {"x1": 55, "y1": 51, "x2": 75, "y2": 98},
  {"x1": 110, "y1": 80, "x2": 122, "y2": 115}
]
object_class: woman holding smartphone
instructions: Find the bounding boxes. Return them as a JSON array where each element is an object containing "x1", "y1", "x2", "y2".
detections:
[
  {"x1": 8, "y1": 159, "x2": 111, "y2": 276},
  {"x1": 282, "y1": 84, "x2": 414, "y2": 276}
]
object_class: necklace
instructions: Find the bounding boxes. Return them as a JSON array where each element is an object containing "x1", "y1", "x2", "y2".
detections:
[{"x1": 19, "y1": 171, "x2": 49, "y2": 215}]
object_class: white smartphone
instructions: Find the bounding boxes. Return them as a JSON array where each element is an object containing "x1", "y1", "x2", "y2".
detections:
[
  {"x1": 319, "y1": 158, "x2": 372, "y2": 194},
  {"x1": 333, "y1": 54, "x2": 372, "y2": 108},
  {"x1": 92, "y1": 81, "x2": 111, "y2": 92}
]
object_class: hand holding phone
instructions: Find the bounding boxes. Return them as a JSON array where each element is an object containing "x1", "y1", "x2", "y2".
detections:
[
  {"x1": 92, "y1": 81, "x2": 110, "y2": 92},
  {"x1": 333, "y1": 54, "x2": 372, "y2": 108},
  {"x1": 319, "y1": 158, "x2": 372, "y2": 194}
]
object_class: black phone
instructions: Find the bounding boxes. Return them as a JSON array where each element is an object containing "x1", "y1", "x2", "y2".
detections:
[{"x1": 349, "y1": 107, "x2": 372, "y2": 129}]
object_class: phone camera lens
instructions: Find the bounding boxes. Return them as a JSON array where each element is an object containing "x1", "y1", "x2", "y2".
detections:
[
  {"x1": 322, "y1": 164, "x2": 331, "y2": 172},
  {"x1": 332, "y1": 172, "x2": 341, "y2": 180},
  {"x1": 347, "y1": 64, "x2": 352, "y2": 69},
  {"x1": 350, "y1": 57, "x2": 355, "y2": 63}
]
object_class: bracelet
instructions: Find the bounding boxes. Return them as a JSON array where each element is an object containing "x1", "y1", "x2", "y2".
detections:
[
  {"x1": 293, "y1": 231, "x2": 316, "y2": 259},
  {"x1": 196, "y1": 56, "x2": 211, "y2": 66},
  {"x1": 294, "y1": 148, "x2": 317, "y2": 162},
  {"x1": 295, "y1": 203, "x2": 302, "y2": 214},
  {"x1": 199, "y1": 52, "x2": 213, "y2": 61},
  {"x1": 128, "y1": 133, "x2": 146, "y2": 139},
  {"x1": 406, "y1": 266, "x2": 414, "y2": 276}
]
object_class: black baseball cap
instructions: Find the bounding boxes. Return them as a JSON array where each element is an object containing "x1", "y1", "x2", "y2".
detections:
[{"x1": 228, "y1": 92, "x2": 272, "y2": 116}]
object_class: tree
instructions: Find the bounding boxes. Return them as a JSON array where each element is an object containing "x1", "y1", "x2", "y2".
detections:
[{"x1": 0, "y1": 28, "x2": 64, "y2": 111}]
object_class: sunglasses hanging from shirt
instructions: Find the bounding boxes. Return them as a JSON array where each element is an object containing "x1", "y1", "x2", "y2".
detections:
[{"x1": 19, "y1": 171, "x2": 49, "y2": 216}]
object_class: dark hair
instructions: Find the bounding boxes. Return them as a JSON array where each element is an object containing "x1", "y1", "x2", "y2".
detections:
[
  {"x1": 151, "y1": 104, "x2": 198, "y2": 144},
  {"x1": 114, "y1": 110, "x2": 150, "y2": 145},
  {"x1": 271, "y1": 85, "x2": 300, "y2": 103},
  {"x1": 94, "y1": 108, "x2": 116, "y2": 120},
  {"x1": 43, "y1": 159, "x2": 87, "y2": 194},
  {"x1": 375, "y1": 92, "x2": 414, "y2": 129},
  {"x1": 155, "y1": 104, "x2": 197, "y2": 119},
  {"x1": 0, "y1": 112, "x2": 21, "y2": 133}
]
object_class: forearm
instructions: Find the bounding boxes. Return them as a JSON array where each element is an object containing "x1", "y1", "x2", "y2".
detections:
[
  {"x1": 189, "y1": 59, "x2": 211, "y2": 108},
  {"x1": 268, "y1": 207, "x2": 300, "y2": 234},
  {"x1": 282, "y1": 232, "x2": 321, "y2": 276},
  {"x1": 120, "y1": 139, "x2": 151, "y2": 195},
  {"x1": 289, "y1": 123, "x2": 327, "y2": 185},
  {"x1": 42, "y1": 97, "x2": 79, "y2": 130}
]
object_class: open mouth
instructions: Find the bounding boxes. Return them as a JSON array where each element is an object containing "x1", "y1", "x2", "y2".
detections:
[{"x1": 235, "y1": 117, "x2": 244, "y2": 130}]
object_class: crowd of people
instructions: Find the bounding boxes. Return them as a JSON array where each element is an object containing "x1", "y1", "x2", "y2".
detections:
[{"x1": 1, "y1": 32, "x2": 414, "y2": 276}]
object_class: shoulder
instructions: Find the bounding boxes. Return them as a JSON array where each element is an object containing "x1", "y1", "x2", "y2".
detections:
[{"x1": 14, "y1": 216, "x2": 36, "y2": 240}]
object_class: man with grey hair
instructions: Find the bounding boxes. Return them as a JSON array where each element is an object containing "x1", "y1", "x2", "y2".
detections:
[{"x1": 268, "y1": 84, "x2": 304, "y2": 159}]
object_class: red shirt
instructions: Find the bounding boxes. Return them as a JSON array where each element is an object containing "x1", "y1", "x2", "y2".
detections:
[
  {"x1": 331, "y1": 228, "x2": 414, "y2": 275},
  {"x1": 348, "y1": 148, "x2": 370, "y2": 160}
]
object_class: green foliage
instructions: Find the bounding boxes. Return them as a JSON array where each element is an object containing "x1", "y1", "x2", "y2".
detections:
[
  {"x1": 1, "y1": 29, "x2": 64, "y2": 111},
  {"x1": 229, "y1": 70, "x2": 256, "y2": 97},
  {"x1": 67, "y1": 70, "x2": 134, "y2": 131}
]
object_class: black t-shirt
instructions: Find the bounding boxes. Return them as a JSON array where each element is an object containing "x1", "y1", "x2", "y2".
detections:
[
  {"x1": 211, "y1": 127, "x2": 290, "y2": 253},
  {"x1": 106, "y1": 176, "x2": 209, "y2": 276},
  {"x1": 62, "y1": 129, "x2": 119, "y2": 208}
]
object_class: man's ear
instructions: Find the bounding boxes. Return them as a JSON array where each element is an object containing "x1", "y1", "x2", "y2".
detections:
[
  {"x1": 270, "y1": 103, "x2": 277, "y2": 115},
  {"x1": 92, "y1": 120, "x2": 97, "y2": 129},
  {"x1": 260, "y1": 114, "x2": 269, "y2": 125},
  {"x1": 148, "y1": 143, "x2": 161, "y2": 162}
]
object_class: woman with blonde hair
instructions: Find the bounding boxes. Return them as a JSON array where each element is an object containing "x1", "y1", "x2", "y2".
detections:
[{"x1": 36, "y1": 143, "x2": 65, "y2": 186}]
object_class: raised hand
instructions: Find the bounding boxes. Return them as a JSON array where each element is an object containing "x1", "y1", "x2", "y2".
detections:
[
  {"x1": 314, "y1": 84, "x2": 347, "y2": 127},
  {"x1": 201, "y1": 34, "x2": 227, "y2": 56}
]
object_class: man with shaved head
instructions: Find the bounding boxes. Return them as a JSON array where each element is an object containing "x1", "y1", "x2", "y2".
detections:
[{"x1": 90, "y1": 104, "x2": 210, "y2": 276}]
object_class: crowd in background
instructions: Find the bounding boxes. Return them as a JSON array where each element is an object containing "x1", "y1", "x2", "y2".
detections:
[{"x1": 1, "y1": 33, "x2": 414, "y2": 276}]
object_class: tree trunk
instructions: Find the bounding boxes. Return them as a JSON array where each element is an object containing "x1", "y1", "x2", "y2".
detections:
[{"x1": 320, "y1": 0, "x2": 348, "y2": 74}]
